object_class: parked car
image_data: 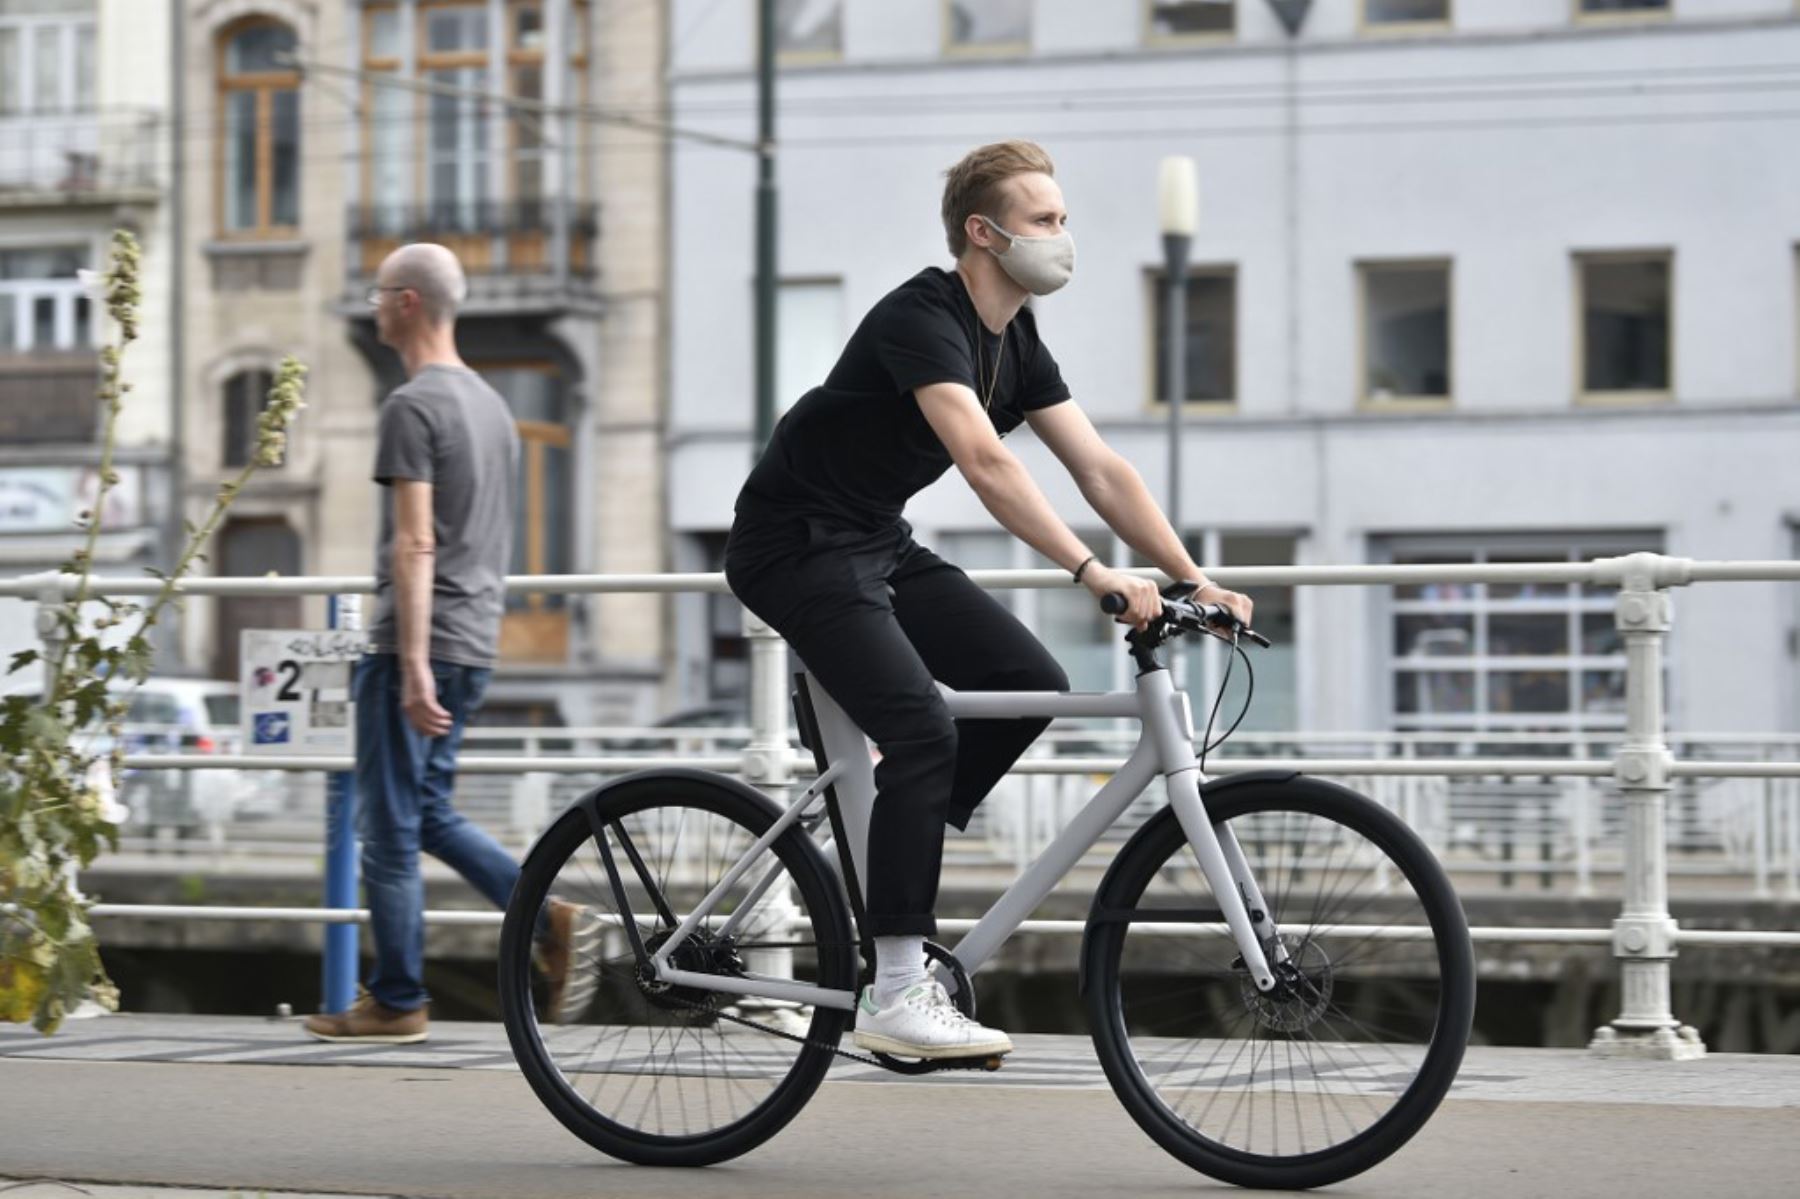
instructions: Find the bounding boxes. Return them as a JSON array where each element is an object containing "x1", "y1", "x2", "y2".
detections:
[
  {"x1": 597, "y1": 703, "x2": 752, "y2": 756},
  {"x1": 117, "y1": 679, "x2": 287, "y2": 835}
]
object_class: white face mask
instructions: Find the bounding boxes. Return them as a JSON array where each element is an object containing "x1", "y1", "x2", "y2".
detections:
[{"x1": 978, "y1": 215, "x2": 1075, "y2": 296}]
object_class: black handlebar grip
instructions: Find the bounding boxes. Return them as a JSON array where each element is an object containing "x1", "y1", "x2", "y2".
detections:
[{"x1": 1101, "y1": 593, "x2": 1128, "y2": 616}]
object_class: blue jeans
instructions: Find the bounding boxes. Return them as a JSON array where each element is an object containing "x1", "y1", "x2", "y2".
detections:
[{"x1": 354, "y1": 652, "x2": 518, "y2": 1012}]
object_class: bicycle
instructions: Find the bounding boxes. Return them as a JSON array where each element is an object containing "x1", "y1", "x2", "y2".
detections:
[{"x1": 498, "y1": 582, "x2": 1475, "y2": 1190}]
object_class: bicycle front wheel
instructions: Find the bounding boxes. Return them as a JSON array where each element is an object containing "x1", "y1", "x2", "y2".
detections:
[
  {"x1": 499, "y1": 770, "x2": 858, "y2": 1167},
  {"x1": 1084, "y1": 775, "x2": 1475, "y2": 1190}
]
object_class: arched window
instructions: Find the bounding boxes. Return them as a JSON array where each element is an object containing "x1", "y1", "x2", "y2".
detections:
[
  {"x1": 222, "y1": 368, "x2": 275, "y2": 468},
  {"x1": 217, "y1": 18, "x2": 300, "y2": 236}
]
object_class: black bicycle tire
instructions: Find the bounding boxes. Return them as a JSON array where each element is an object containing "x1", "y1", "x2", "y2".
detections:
[
  {"x1": 1083, "y1": 775, "x2": 1475, "y2": 1191},
  {"x1": 499, "y1": 770, "x2": 858, "y2": 1167}
]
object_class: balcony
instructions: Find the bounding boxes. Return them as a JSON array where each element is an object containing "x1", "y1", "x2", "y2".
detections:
[
  {"x1": 0, "y1": 352, "x2": 100, "y2": 443},
  {"x1": 0, "y1": 112, "x2": 160, "y2": 201},
  {"x1": 345, "y1": 201, "x2": 600, "y2": 314}
]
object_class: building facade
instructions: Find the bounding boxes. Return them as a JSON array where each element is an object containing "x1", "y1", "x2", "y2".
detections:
[
  {"x1": 174, "y1": 0, "x2": 669, "y2": 724},
  {"x1": 0, "y1": 0, "x2": 176, "y2": 673},
  {"x1": 665, "y1": 0, "x2": 1800, "y2": 738}
]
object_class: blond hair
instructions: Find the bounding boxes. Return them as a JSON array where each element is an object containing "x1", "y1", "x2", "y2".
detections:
[{"x1": 940, "y1": 140, "x2": 1056, "y2": 258}]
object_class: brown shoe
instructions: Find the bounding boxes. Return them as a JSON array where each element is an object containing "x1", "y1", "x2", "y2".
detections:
[
  {"x1": 536, "y1": 898, "x2": 602, "y2": 1023},
  {"x1": 303, "y1": 991, "x2": 428, "y2": 1044}
]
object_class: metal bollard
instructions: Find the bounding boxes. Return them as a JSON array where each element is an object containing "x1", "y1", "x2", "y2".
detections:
[
  {"x1": 323, "y1": 594, "x2": 361, "y2": 1015},
  {"x1": 1589, "y1": 554, "x2": 1704, "y2": 1059}
]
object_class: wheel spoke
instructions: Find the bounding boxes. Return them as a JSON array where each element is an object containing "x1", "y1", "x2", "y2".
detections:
[
  {"x1": 1098, "y1": 791, "x2": 1471, "y2": 1182},
  {"x1": 500, "y1": 782, "x2": 853, "y2": 1162}
]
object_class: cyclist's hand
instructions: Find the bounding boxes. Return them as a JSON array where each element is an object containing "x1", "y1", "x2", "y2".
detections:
[
  {"x1": 1087, "y1": 566, "x2": 1162, "y2": 629},
  {"x1": 1196, "y1": 582, "x2": 1254, "y2": 631}
]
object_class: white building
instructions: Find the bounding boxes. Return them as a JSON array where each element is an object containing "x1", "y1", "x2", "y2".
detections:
[
  {"x1": 0, "y1": 0, "x2": 175, "y2": 671},
  {"x1": 664, "y1": 0, "x2": 1800, "y2": 740}
]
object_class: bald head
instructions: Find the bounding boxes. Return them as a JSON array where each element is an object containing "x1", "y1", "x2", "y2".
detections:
[{"x1": 378, "y1": 243, "x2": 467, "y2": 325}]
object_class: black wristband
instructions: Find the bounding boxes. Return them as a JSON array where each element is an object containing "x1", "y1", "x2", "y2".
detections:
[{"x1": 1072, "y1": 554, "x2": 1098, "y2": 584}]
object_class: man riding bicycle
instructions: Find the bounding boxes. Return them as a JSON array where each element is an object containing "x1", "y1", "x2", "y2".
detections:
[{"x1": 724, "y1": 140, "x2": 1253, "y2": 1060}]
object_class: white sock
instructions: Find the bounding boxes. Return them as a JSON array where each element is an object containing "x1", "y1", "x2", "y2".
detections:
[{"x1": 872, "y1": 935, "x2": 928, "y2": 1007}]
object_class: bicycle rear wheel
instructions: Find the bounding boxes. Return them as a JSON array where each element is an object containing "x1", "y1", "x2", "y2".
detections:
[
  {"x1": 499, "y1": 770, "x2": 857, "y2": 1166},
  {"x1": 1084, "y1": 775, "x2": 1474, "y2": 1190}
]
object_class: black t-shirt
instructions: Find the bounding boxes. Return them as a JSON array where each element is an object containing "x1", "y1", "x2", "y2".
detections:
[{"x1": 735, "y1": 267, "x2": 1072, "y2": 532}]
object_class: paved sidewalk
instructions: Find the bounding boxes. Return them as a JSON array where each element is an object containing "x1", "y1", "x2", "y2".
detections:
[{"x1": 2, "y1": 1014, "x2": 1796, "y2": 1198}]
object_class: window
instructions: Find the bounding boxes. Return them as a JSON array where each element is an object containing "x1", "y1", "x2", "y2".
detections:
[
  {"x1": 481, "y1": 363, "x2": 572, "y2": 662},
  {"x1": 1384, "y1": 537, "x2": 1661, "y2": 733},
  {"x1": 1361, "y1": 260, "x2": 1452, "y2": 404},
  {"x1": 1577, "y1": 0, "x2": 1668, "y2": 16},
  {"x1": 0, "y1": 4, "x2": 95, "y2": 116},
  {"x1": 776, "y1": 0, "x2": 842, "y2": 60},
  {"x1": 1149, "y1": 268, "x2": 1235, "y2": 406},
  {"x1": 1126, "y1": 531, "x2": 1300, "y2": 730},
  {"x1": 1017, "y1": 529, "x2": 1115, "y2": 693},
  {"x1": 1210, "y1": 535, "x2": 1298, "y2": 733},
  {"x1": 778, "y1": 279, "x2": 843, "y2": 414},
  {"x1": 0, "y1": 244, "x2": 90, "y2": 352},
  {"x1": 1578, "y1": 252, "x2": 1670, "y2": 399},
  {"x1": 1146, "y1": 0, "x2": 1235, "y2": 41},
  {"x1": 217, "y1": 18, "x2": 300, "y2": 236},
  {"x1": 945, "y1": 0, "x2": 1030, "y2": 54},
  {"x1": 1362, "y1": 0, "x2": 1449, "y2": 28},
  {"x1": 419, "y1": 1, "x2": 491, "y2": 230},
  {"x1": 358, "y1": 1, "x2": 588, "y2": 266},
  {"x1": 222, "y1": 369, "x2": 274, "y2": 468}
]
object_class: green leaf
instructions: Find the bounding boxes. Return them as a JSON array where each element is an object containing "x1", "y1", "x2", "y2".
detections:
[{"x1": 7, "y1": 649, "x2": 37, "y2": 675}]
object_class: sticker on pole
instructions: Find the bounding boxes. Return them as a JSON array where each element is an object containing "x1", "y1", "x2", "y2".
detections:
[{"x1": 240, "y1": 629, "x2": 368, "y2": 756}]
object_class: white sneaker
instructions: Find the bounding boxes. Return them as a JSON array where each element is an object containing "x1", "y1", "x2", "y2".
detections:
[{"x1": 851, "y1": 981, "x2": 1014, "y2": 1060}]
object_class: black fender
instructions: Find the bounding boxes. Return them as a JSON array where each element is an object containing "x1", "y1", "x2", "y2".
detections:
[{"x1": 1076, "y1": 770, "x2": 1303, "y2": 996}]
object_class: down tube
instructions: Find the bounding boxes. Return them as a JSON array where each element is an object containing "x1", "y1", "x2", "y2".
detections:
[{"x1": 946, "y1": 739, "x2": 1163, "y2": 978}]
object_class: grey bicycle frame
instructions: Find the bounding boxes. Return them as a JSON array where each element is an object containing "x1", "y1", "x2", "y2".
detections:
[{"x1": 648, "y1": 668, "x2": 1282, "y2": 1011}]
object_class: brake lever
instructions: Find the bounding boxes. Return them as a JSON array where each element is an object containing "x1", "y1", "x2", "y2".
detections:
[{"x1": 1198, "y1": 603, "x2": 1273, "y2": 649}]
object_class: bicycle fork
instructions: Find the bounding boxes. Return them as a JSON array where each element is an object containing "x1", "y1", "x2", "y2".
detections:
[{"x1": 1139, "y1": 669, "x2": 1283, "y2": 993}]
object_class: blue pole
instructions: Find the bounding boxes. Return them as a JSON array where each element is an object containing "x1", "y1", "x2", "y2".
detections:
[{"x1": 324, "y1": 594, "x2": 360, "y2": 1014}]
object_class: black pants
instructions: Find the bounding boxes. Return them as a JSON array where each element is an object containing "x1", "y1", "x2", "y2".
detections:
[{"x1": 724, "y1": 514, "x2": 1069, "y2": 937}]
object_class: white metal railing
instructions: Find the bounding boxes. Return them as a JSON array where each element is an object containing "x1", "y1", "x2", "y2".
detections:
[
  {"x1": 6, "y1": 552, "x2": 1800, "y2": 1057},
  {"x1": 93, "y1": 732, "x2": 1800, "y2": 900}
]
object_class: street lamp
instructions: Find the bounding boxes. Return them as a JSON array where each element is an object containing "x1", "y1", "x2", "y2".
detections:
[{"x1": 1158, "y1": 156, "x2": 1199, "y2": 536}]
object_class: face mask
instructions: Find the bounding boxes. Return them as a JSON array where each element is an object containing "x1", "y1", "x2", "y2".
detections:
[{"x1": 978, "y1": 215, "x2": 1075, "y2": 296}]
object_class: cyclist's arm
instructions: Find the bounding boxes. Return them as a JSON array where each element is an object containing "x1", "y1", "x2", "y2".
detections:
[
  {"x1": 915, "y1": 383, "x2": 1162, "y2": 627},
  {"x1": 1025, "y1": 401, "x2": 1203, "y2": 578},
  {"x1": 1027, "y1": 401, "x2": 1253, "y2": 625}
]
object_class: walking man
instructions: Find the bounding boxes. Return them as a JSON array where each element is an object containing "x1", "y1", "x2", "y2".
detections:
[{"x1": 305, "y1": 244, "x2": 584, "y2": 1042}]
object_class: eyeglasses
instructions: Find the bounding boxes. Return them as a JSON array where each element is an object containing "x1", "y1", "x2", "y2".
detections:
[{"x1": 366, "y1": 285, "x2": 412, "y2": 308}]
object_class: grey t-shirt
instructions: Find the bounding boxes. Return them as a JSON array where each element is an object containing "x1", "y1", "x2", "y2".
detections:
[{"x1": 368, "y1": 364, "x2": 520, "y2": 668}]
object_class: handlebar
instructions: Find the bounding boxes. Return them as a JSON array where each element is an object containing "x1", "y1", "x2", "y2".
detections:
[{"x1": 1101, "y1": 591, "x2": 1273, "y2": 649}]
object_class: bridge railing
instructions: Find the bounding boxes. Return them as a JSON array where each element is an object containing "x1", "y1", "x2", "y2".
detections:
[
  {"x1": 83, "y1": 727, "x2": 1800, "y2": 902},
  {"x1": 6, "y1": 551, "x2": 1799, "y2": 1058}
]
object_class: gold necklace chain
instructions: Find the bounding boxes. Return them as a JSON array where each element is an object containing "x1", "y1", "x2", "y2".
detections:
[{"x1": 973, "y1": 315, "x2": 1007, "y2": 414}]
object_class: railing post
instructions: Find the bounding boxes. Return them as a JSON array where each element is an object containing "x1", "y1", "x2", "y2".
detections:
[
  {"x1": 34, "y1": 574, "x2": 68, "y2": 697},
  {"x1": 1590, "y1": 554, "x2": 1704, "y2": 1059},
  {"x1": 734, "y1": 605, "x2": 807, "y2": 1033},
  {"x1": 323, "y1": 593, "x2": 361, "y2": 1015},
  {"x1": 1786, "y1": 777, "x2": 1799, "y2": 900}
]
